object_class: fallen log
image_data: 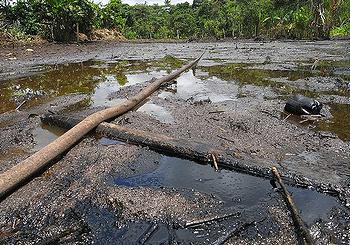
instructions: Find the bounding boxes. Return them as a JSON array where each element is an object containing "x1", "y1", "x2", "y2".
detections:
[
  {"x1": 272, "y1": 167, "x2": 315, "y2": 245},
  {"x1": 0, "y1": 54, "x2": 203, "y2": 201},
  {"x1": 41, "y1": 114, "x2": 232, "y2": 166},
  {"x1": 40, "y1": 113, "x2": 342, "y2": 202}
]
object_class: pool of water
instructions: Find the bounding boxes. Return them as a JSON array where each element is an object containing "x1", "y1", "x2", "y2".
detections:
[
  {"x1": 318, "y1": 103, "x2": 350, "y2": 141},
  {"x1": 115, "y1": 156, "x2": 340, "y2": 226},
  {"x1": 1, "y1": 57, "x2": 349, "y2": 141},
  {"x1": 32, "y1": 123, "x2": 67, "y2": 151}
]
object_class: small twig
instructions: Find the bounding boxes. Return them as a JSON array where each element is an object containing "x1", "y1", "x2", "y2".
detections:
[
  {"x1": 15, "y1": 100, "x2": 26, "y2": 111},
  {"x1": 301, "y1": 114, "x2": 322, "y2": 119},
  {"x1": 261, "y1": 110, "x2": 279, "y2": 119},
  {"x1": 212, "y1": 220, "x2": 256, "y2": 245},
  {"x1": 299, "y1": 119, "x2": 310, "y2": 124},
  {"x1": 208, "y1": 110, "x2": 225, "y2": 114},
  {"x1": 301, "y1": 108, "x2": 311, "y2": 115},
  {"x1": 138, "y1": 223, "x2": 158, "y2": 245},
  {"x1": 211, "y1": 154, "x2": 219, "y2": 171},
  {"x1": 281, "y1": 110, "x2": 290, "y2": 116},
  {"x1": 12, "y1": 218, "x2": 17, "y2": 229},
  {"x1": 271, "y1": 167, "x2": 315, "y2": 245},
  {"x1": 283, "y1": 113, "x2": 291, "y2": 121},
  {"x1": 184, "y1": 211, "x2": 240, "y2": 228},
  {"x1": 299, "y1": 114, "x2": 322, "y2": 124},
  {"x1": 217, "y1": 135, "x2": 235, "y2": 144}
]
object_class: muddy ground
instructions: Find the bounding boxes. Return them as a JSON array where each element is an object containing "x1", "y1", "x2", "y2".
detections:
[{"x1": 0, "y1": 40, "x2": 350, "y2": 244}]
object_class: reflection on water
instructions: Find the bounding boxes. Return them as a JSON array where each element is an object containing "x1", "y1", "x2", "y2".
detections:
[
  {"x1": 99, "y1": 137, "x2": 124, "y2": 146},
  {"x1": 32, "y1": 123, "x2": 66, "y2": 151},
  {"x1": 115, "y1": 156, "x2": 340, "y2": 225},
  {"x1": 0, "y1": 58, "x2": 179, "y2": 113},
  {"x1": 175, "y1": 70, "x2": 236, "y2": 102},
  {"x1": 318, "y1": 103, "x2": 350, "y2": 141},
  {"x1": 1, "y1": 57, "x2": 349, "y2": 140},
  {"x1": 90, "y1": 74, "x2": 125, "y2": 107},
  {"x1": 137, "y1": 102, "x2": 174, "y2": 123}
]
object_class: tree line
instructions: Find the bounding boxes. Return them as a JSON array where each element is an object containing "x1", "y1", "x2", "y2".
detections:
[{"x1": 0, "y1": 0, "x2": 349, "y2": 42}]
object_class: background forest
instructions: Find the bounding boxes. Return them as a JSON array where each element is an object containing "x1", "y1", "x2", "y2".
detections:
[{"x1": 0, "y1": 0, "x2": 349, "y2": 42}]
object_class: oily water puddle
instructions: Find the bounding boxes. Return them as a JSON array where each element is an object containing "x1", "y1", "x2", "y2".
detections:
[{"x1": 0, "y1": 56, "x2": 349, "y2": 243}]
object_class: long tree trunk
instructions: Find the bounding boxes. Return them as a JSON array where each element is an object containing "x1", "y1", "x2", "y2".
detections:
[
  {"x1": 0, "y1": 54, "x2": 203, "y2": 201},
  {"x1": 40, "y1": 113, "x2": 343, "y2": 201}
]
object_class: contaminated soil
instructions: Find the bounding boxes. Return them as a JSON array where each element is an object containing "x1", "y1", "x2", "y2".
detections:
[{"x1": 0, "y1": 40, "x2": 349, "y2": 244}]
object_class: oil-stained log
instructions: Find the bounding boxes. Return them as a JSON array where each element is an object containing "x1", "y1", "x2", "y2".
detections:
[
  {"x1": 40, "y1": 113, "x2": 341, "y2": 200},
  {"x1": 42, "y1": 113, "x2": 268, "y2": 174}
]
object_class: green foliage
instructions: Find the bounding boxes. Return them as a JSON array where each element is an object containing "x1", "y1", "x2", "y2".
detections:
[
  {"x1": 7, "y1": 0, "x2": 47, "y2": 35},
  {"x1": 3, "y1": 22, "x2": 29, "y2": 40},
  {"x1": 331, "y1": 23, "x2": 350, "y2": 37},
  {"x1": 3, "y1": 0, "x2": 97, "y2": 42},
  {"x1": 170, "y1": 3, "x2": 197, "y2": 38},
  {"x1": 330, "y1": 0, "x2": 350, "y2": 37},
  {"x1": 46, "y1": 0, "x2": 97, "y2": 42},
  {"x1": 97, "y1": 0, "x2": 127, "y2": 31},
  {"x1": 2, "y1": 0, "x2": 350, "y2": 41}
]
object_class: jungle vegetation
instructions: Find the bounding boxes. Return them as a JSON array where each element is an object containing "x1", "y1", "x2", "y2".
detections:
[{"x1": 0, "y1": 0, "x2": 349, "y2": 42}]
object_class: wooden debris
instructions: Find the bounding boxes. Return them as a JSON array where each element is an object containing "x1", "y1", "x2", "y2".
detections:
[
  {"x1": 15, "y1": 100, "x2": 26, "y2": 111},
  {"x1": 42, "y1": 114, "x2": 229, "y2": 167},
  {"x1": 38, "y1": 225, "x2": 87, "y2": 245},
  {"x1": 208, "y1": 110, "x2": 225, "y2": 114},
  {"x1": 212, "y1": 153, "x2": 219, "y2": 171},
  {"x1": 212, "y1": 220, "x2": 255, "y2": 245},
  {"x1": 184, "y1": 211, "x2": 240, "y2": 228},
  {"x1": 271, "y1": 167, "x2": 315, "y2": 245},
  {"x1": 217, "y1": 135, "x2": 235, "y2": 144},
  {"x1": 299, "y1": 114, "x2": 323, "y2": 124},
  {"x1": 138, "y1": 223, "x2": 158, "y2": 245},
  {"x1": 283, "y1": 113, "x2": 291, "y2": 121}
]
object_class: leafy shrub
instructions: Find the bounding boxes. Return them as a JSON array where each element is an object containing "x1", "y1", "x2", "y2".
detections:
[
  {"x1": 331, "y1": 23, "x2": 350, "y2": 37},
  {"x1": 46, "y1": 0, "x2": 97, "y2": 42},
  {"x1": 1, "y1": 0, "x2": 349, "y2": 41}
]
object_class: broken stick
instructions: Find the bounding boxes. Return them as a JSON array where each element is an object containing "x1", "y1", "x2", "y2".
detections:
[
  {"x1": 212, "y1": 220, "x2": 255, "y2": 245},
  {"x1": 211, "y1": 154, "x2": 219, "y2": 171},
  {"x1": 15, "y1": 100, "x2": 26, "y2": 111},
  {"x1": 137, "y1": 223, "x2": 158, "y2": 245},
  {"x1": 184, "y1": 211, "x2": 240, "y2": 228},
  {"x1": 272, "y1": 167, "x2": 315, "y2": 245},
  {"x1": 0, "y1": 54, "x2": 204, "y2": 201}
]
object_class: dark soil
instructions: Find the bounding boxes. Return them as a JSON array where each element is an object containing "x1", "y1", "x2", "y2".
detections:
[{"x1": 0, "y1": 40, "x2": 349, "y2": 244}]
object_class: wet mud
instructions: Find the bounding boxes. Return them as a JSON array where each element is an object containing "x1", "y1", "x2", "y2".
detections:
[{"x1": 0, "y1": 40, "x2": 350, "y2": 244}]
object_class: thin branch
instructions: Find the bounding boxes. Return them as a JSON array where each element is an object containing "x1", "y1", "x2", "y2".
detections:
[
  {"x1": 138, "y1": 223, "x2": 158, "y2": 245},
  {"x1": 212, "y1": 154, "x2": 219, "y2": 171},
  {"x1": 272, "y1": 167, "x2": 315, "y2": 245},
  {"x1": 217, "y1": 135, "x2": 235, "y2": 144},
  {"x1": 15, "y1": 101, "x2": 26, "y2": 111},
  {"x1": 184, "y1": 211, "x2": 241, "y2": 228}
]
